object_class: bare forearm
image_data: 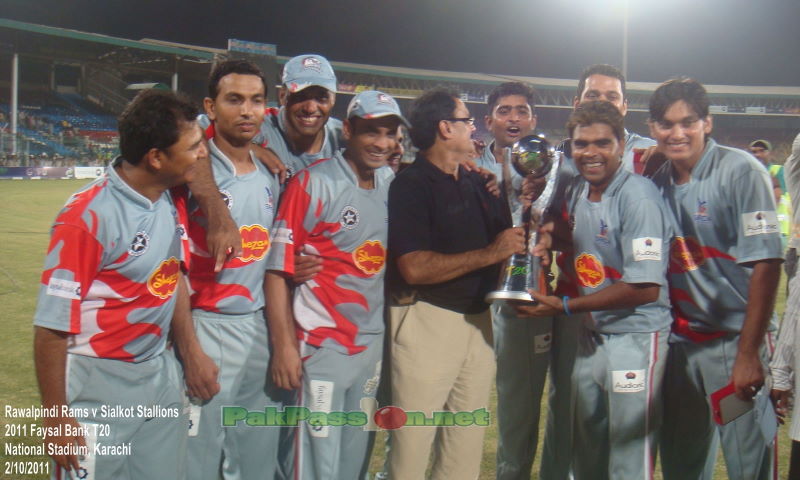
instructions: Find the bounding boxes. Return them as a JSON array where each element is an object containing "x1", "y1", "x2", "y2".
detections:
[
  {"x1": 265, "y1": 271, "x2": 298, "y2": 350},
  {"x1": 188, "y1": 154, "x2": 226, "y2": 218},
  {"x1": 34, "y1": 327, "x2": 69, "y2": 408},
  {"x1": 170, "y1": 275, "x2": 201, "y2": 356},
  {"x1": 397, "y1": 249, "x2": 497, "y2": 285},
  {"x1": 567, "y1": 282, "x2": 659, "y2": 314},
  {"x1": 739, "y1": 259, "x2": 781, "y2": 355}
]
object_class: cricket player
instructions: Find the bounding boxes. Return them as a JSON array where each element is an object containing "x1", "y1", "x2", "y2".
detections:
[
  {"x1": 175, "y1": 60, "x2": 282, "y2": 480},
  {"x1": 33, "y1": 90, "x2": 204, "y2": 479},
  {"x1": 541, "y1": 64, "x2": 657, "y2": 480},
  {"x1": 475, "y1": 81, "x2": 553, "y2": 479},
  {"x1": 264, "y1": 90, "x2": 406, "y2": 479},
  {"x1": 648, "y1": 78, "x2": 782, "y2": 480},
  {"x1": 517, "y1": 100, "x2": 672, "y2": 480}
]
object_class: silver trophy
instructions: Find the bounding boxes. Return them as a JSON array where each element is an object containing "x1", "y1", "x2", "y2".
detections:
[{"x1": 486, "y1": 134, "x2": 561, "y2": 303}]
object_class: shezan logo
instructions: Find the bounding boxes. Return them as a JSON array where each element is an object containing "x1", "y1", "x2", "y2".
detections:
[
  {"x1": 612, "y1": 369, "x2": 646, "y2": 393},
  {"x1": 632, "y1": 237, "x2": 662, "y2": 261},
  {"x1": 147, "y1": 257, "x2": 180, "y2": 299},
  {"x1": 575, "y1": 253, "x2": 604, "y2": 288},
  {"x1": 340, "y1": 206, "x2": 359, "y2": 230},
  {"x1": 239, "y1": 225, "x2": 270, "y2": 262},
  {"x1": 670, "y1": 236, "x2": 705, "y2": 272},
  {"x1": 129, "y1": 231, "x2": 150, "y2": 256},
  {"x1": 353, "y1": 240, "x2": 386, "y2": 275}
]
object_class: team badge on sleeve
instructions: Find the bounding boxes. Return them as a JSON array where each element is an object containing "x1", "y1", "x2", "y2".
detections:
[
  {"x1": 742, "y1": 211, "x2": 779, "y2": 236},
  {"x1": 47, "y1": 277, "x2": 81, "y2": 300},
  {"x1": 632, "y1": 237, "x2": 662, "y2": 261},
  {"x1": 273, "y1": 227, "x2": 294, "y2": 245}
]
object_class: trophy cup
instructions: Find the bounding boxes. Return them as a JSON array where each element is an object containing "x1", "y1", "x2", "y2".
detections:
[{"x1": 486, "y1": 134, "x2": 561, "y2": 303}]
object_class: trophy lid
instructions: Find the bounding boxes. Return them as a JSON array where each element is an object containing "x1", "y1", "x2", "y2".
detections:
[{"x1": 511, "y1": 134, "x2": 553, "y2": 178}]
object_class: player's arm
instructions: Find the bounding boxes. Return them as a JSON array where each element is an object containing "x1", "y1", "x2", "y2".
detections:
[
  {"x1": 264, "y1": 271, "x2": 301, "y2": 390},
  {"x1": 187, "y1": 148, "x2": 242, "y2": 272},
  {"x1": 33, "y1": 326, "x2": 86, "y2": 473},
  {"x1": 170, "y1": 274, "x2": 220, "y2": 400},
  {"x1": 396, "y1": 226, "x2": 525, "y2": 285},
  {"x1": 250, "y1": 143, "x2": 288, "y2": 184},
  {"x1": 733, "y1": 258, "x2": 781, "y2": 400},
  {"x1": 514, "y1": 281, "x2": 659, "y2": 317}
]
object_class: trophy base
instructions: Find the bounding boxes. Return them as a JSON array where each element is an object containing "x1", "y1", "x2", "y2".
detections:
[{"x1": 485, "y1": 290, "x2": 536, "y2": 303}]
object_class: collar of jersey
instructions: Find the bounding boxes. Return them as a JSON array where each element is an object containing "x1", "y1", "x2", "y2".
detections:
[
  {"x1": 108, "y1": 156, "x2": 163, "y2": 210},
  {"x1": 208, "y1": 138, "x2": 258, "y2": 177}
]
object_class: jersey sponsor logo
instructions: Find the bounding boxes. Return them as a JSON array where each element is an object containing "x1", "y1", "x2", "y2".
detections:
[
  {"x1": 239, "y1": 224, "x2": 270, "y2": 262},
  {"x1": 534, "y1": 333, "x2": 552, "y2": 354},
  {"x1": 353, "y1": 240, "x2": 386, "y2": 275},
  {"x1": 632, "y1": 237, "x2": 662, "y2": 261},
  {"x1": 670, "y1": 236, "x2": 705, "y2": 272},
  {"x1": 46, "y1": 277, "x2": 81, "y2": 300},
  {"x1": 693, "y1": 199, "x2": 712, "y2": 223},
  {"x1": 340, "y1": 205, "x2": 360, "y2": 230},
  {"x1": 595, "y1": 219, "x2": 611, "y2": 246},
  {"x1": 575, "y1": 253, "x2": 605, "y2": 288},
  {"x1": 309, "y1": 379, "x2": 334, "y2": 438},
  {"x1": 128, "y1": 231, "x2": 150, "y2": 256},
  {"x1": 147, "y1": 257, "x2": 180, "y2": 299},
  {"x1": 273, "y1": 227, "x2": 294, "y2": 245},
  {"x1": 742, "y1": 210, "x2": 779, "y2": 236},
  {"x1": 219, "y1": 189, "x2": 233, "y2": 210},
  {"x1": 612, "y1": 369, "x2": 646, "y2": 393}
]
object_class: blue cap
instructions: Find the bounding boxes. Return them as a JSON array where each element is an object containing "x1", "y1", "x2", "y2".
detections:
[
  {"x1": 346, "y1": 90, "x2": 409, "y2": 127},
  {"x1": 282, "y1": 54, "x2": 337, "y2": 93}
]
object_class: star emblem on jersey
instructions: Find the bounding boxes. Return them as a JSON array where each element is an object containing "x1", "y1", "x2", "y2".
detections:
[
  {"x1": 340, "y1": 206, "x2": 360, "y2": 230},
  {"x1": 219, "y1": 189, "x2": 233, "y2": 210},
  {"x1": 128, "y1": 231, "x2": 150, "y2": 256}
]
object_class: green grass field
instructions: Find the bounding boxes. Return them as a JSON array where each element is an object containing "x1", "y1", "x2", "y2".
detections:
[{"x1": 0, "y1": 179, "x2": 791, "y2": 479}]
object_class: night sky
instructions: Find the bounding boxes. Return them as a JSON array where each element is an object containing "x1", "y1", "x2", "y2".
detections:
[{"x1": 4, "y1": 0, "x2": 800, "y2": 87}]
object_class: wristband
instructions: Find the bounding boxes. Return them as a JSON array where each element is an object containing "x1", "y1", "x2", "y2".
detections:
[{"x1": 562, "y1": 296, "x2": 572, "y2": 316}]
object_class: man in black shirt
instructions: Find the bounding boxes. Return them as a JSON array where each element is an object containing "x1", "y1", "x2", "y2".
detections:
[{"x1": 386, "y1": 88, "x2": 525, "y2": 479}]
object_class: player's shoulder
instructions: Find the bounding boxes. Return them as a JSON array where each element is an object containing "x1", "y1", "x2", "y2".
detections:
[{"x1": 626, "y1": 131, "x2": 656, "y2": 149}]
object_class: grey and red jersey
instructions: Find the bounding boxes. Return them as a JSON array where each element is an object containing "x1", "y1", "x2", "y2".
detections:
[
  {"x1": 568, "y1": 167, "x2": 673, "y2": 333},
  {"x1": 476, "y1": 142, "x2": 524, "y2": 224},
  {"x1": 254, "y1": 107, "x2": 344, "y2": 178},
  {"x1": 33, "y1": 159, "x2": 187, "y2": 362},
  {"x1": 187, "y1": 139, "x2": 281, "y2": 315},
  {"x1": 650, "y1": 139, "x2": 783, "y2": 338},
  {"x1": 265, "y1": 151, "x2": 390, "y2": 355}
]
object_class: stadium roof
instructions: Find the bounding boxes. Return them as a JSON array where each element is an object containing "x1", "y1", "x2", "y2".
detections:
[{"x1": 0, "y1": 18, "x2": 215, "y2": 60}]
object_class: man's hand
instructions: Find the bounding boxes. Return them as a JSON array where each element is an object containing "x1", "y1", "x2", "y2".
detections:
[
  {"x1": 487, "y1": 227, "x2": 526, "y2": 262},
  {"x1": 520, "y1": 174, "x2": 548, "y2": 208},
  {"x1": 206, "y1": 216, "x2": 242, "y2": 273},
  {"x1": 251, "y1": 144, "x2": 288, "y2": 184},
  {"x1": 532, "y1": 222, "x2": 554, "y2": 266},
  {"x1": 731, "y1": 350, "x2": 765, "y2": 400},
  {"x1": 770, "y1": 388, "x2": 792, "y2": 425},
  {"x1": 270, "y1": 346, "x2": 302, "y2": 390},
  {"x1": 512, "y1": 289, "x2": 563, "y2": 317},
  {"x1": 636, "y1": 146, "x2": 668, "y2": 178},
  {"x1": 43, "y1": 415, "x2": 86, "y2": 473},
  {"x1": 182, "y1": 346, "x2": 220, "y2": 401},
  {"x1": 293, "y1": 249, "x2": 323, "y2": 284}
]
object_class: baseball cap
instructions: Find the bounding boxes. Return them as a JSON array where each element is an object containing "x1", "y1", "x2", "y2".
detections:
[
  {"x1": 749, "y1": 139, "x2": 772, "y2": 150},
  {"x1": 281, "y1": 54, "x2": 337, "y2": 94},
  {"x1": 346, "y1": 90, "x2": 409, "y2": 127}
]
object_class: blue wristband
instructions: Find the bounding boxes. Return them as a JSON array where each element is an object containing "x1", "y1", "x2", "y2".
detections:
[{"x1": 562, "y1": 296, "x2": 571, "y2": 316}]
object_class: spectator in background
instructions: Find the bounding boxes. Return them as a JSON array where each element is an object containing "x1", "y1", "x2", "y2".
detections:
[
  {"x1": 770, "y1": 131, "x2": 800, "y2": 479},
  {"x1": 750, "y1": 139, "x2": 786, "y2": 191}
]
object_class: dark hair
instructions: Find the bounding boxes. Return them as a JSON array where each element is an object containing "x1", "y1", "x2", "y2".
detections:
[
  {"x1": 566, "y1": 100, "x2": 625, "y2": 142},
  {"x1": 576, "y1": 64, "x2": 626, "y2": 100},
  {"x1": 208, "y1": 59, "x2": 267, "y2": 99},
  {"x1": 408, "y1": 88, "x2": 460, "y2": 151},
  {"x1": 118, "y1": 90, "x2": 198, "y2": 165},
  {"x1": 649, "y1": 77, "x2": 709, "y2": 122},
  {"x1": 487, "y1": 82, "x2": 536, "y2": 113}
]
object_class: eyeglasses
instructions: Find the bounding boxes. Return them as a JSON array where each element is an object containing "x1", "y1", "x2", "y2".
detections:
[{"x1": 445, "y1": 117, "x2": 475, "y2": 126}]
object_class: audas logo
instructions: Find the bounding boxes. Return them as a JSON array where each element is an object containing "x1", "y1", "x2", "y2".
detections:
[
  {"x1": 147, "y1": 257, "x2": 181, "y2": 299},
  {"x1": 670, "y1": 236, "x2": 705, "y2": 272},
  {"x1": 353, "y1": 240, "x2": 386, "y2": 275},
  {"x1": 575, "y1": 253, "x2": 604, "y2": 288},
  {"x1": 239, "y1": 225, "x2": 270, "y2": 262}
]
